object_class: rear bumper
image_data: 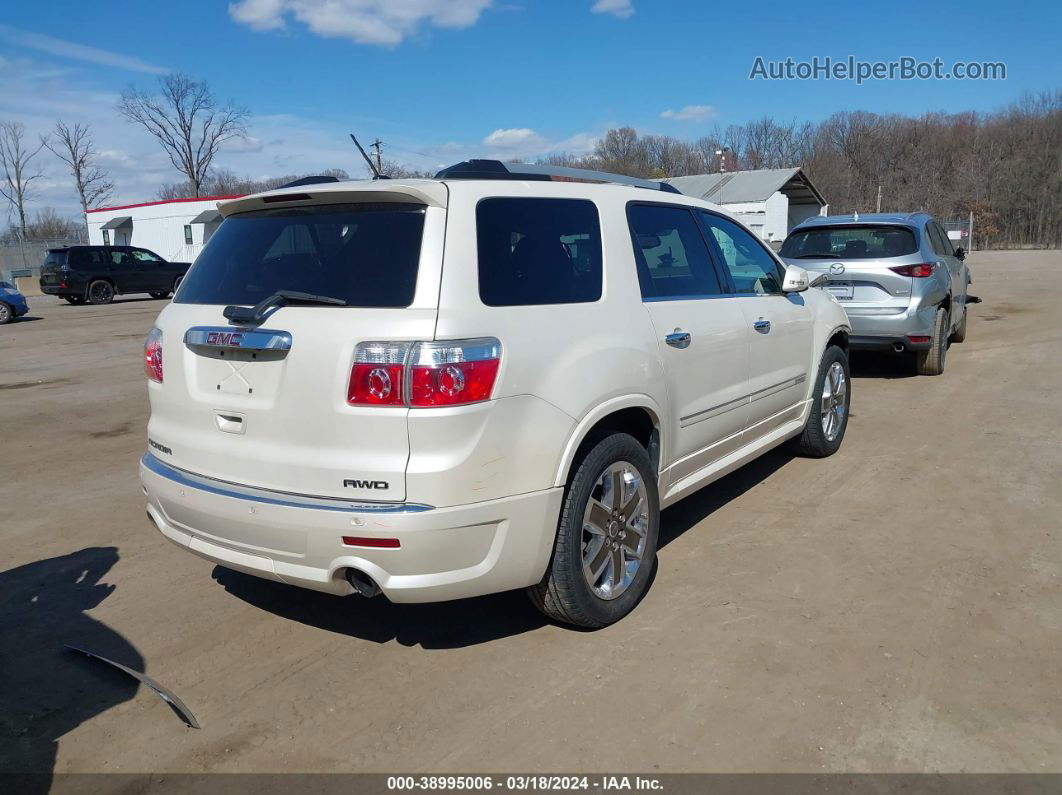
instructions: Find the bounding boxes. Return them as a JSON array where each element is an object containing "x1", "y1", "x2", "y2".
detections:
[
  {"x1": 843, "y1": 301, "x2": 938, "y2": 350},
  {"x1": 139, "y1": 453, "x2": 563, "y2": 603},
  {"x1": 40, "y1": 283, "x2": 81, "y2": 297},
  {"x1": 850, "y1": 335, "x2": 932, "y2": 351}
]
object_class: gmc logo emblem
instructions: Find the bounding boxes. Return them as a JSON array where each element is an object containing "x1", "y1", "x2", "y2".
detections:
[
  {"x1": 344, "y1": 479, "x2": 389, "y2": 490},
  {"x1": 207, "y1": 331, "x2": 243, "y2": 347}
]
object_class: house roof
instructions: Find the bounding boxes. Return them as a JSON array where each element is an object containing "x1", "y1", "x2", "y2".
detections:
[{"x1": 664, "y1": 167, "x2": 826, "y2": 206}]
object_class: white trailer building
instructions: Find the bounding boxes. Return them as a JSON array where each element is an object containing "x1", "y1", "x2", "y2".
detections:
[
  {"x1": 664, "y1": 168, "x2": 827, "y2": 245},
  {"x1": 85, "y1": 195, "x2": 243, "y2": 262}
]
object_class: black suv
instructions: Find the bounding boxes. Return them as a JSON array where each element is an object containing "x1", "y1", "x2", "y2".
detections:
[{"x1": 39, "y1": 246, "x2": 191, "y2": 305}]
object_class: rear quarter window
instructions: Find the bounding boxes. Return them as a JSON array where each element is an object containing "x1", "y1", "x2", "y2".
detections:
[
  {"x1": 477, "y1": 197, "x2": 602, "y2": 306},
  {"x1": 175, "y1": 203, "x2": 425, "y2": 308}
]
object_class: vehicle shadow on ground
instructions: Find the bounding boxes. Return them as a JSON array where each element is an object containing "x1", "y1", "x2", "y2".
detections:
[
  {"x1": 213, "y1": 567, "x2": 548, "y2": 648},
  {"x1": 214, "y1": 451, "x2": 798, "y2": 646},
  {"x1": 849, "y1": 350, "x2": 918, "y2": 380},
  {"x1": 0, "y1": 547, "x2": 142, "y2": 793},
  {"x1": 658, "y1": 448, "x2": 794, "y2": 549}
]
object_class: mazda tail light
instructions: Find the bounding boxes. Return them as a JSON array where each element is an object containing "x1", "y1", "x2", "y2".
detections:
[
  {"x1": 347, "y1": 338, "x2": 501, "y2": 408},
  {"x1": 144, "y1": 327, "x2": 163, "y2": 383},
  {"x1": 889, "y1": 263, "x2": 934, "y2": 278}
]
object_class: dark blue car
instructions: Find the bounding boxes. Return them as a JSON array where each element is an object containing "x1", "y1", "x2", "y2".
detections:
[{"x1": 0, "y1": 280, "x2": 29, "y2": 324}]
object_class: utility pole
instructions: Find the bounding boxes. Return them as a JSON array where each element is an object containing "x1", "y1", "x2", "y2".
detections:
[
  {"x1": 370, "y1": 139, "x2": 383, "y2": 174},
  {"x1": 876, "y1": 184, "x2": 883, "y2": 213}
]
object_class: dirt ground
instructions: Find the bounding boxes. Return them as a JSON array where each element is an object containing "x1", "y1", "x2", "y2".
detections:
[{"x1": 1, "y1": 249, "x2": 1060, "y2": 776}]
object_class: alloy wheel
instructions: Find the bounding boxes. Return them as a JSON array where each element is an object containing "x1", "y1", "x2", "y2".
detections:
[
  {"x1": 581, "y1": 462, "x2": 650, "y2": 600},
  {"x1": 90, "y1": 282, "x2": 113, "y2": 303},
  {"x1": 820, "y1": 361, "x2": 847, "y2": 442}
]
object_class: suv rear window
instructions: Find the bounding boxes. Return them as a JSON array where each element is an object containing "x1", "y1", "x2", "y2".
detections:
[
  {"x1": 780, "y1": 225, "x2": 917, "y2": 259},
  {"x1": 44, "y1": 250, "x2": 68, "y2": 266},
  {"x1": 175, "y1": 203, "x2": 425, "y2": 308},
  {"x1": 477, "y1": 198, "x2": 602, "y2": 306}
]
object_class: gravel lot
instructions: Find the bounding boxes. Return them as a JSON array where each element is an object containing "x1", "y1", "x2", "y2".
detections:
[{"x1": 1, "y1": 249, "x2": 1060, "y2": 776}]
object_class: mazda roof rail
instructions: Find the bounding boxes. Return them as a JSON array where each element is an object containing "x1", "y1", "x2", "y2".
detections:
[{"x1": 434, "y1": 159, "x2": 681, "y2": 194}]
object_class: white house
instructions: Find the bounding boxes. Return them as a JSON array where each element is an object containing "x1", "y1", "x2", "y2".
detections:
[
  {"x1": 664, "y1": 168, "x2": 827, "y2": 245},
  {"x1": 85, "y1": 195, "x2": 244, "y2": 262}
]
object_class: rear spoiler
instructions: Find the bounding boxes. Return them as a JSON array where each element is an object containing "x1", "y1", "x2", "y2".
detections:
[{"x1": 218, "y1": 180, "x2": 448, "y2": 217}]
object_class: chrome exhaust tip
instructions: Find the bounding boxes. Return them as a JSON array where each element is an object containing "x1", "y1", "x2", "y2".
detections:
[
  {"x1": 345, "y1": 568, "x2": 381, "y2": 598},
  {"x1": 892, "y1": 342, "x2": 905, "y2": 353}
]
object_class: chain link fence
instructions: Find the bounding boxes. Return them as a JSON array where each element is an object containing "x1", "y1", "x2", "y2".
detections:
[
  {"x1": 0, "y1": 236, "x2": 86, "y2": 286},
  {"x1": 941, "y1": 214, "x2": 976, "y2": 252}
]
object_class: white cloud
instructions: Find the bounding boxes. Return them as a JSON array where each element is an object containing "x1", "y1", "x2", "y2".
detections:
[
  {"x1": 660, "y1": 104, "x2": 716, "y2": 122},
  {"x1": 222, "y1": 135, "x2": 264, "y2": 153},
  {"x1": 228, "y1": 0, "x2": 494, "y2": 46},
  {"x1": 483, "y1": 128, "x2": 544, "y2": 149},
  {"x1": 591, "y1": 0, "x2": 634, "y2": 19},
  {"x1": 0, "y1": 24, "x2": 167, "y2": 74}
]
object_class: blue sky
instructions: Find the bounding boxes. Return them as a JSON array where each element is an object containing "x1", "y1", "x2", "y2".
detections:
[{"x1": 1, "y1": 0, "x2": 1059, "y2": 216}]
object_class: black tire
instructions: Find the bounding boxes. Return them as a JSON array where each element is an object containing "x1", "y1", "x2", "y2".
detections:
[
  {"x1": 528, "y1": 432, "x2": 659, "y2": 628},
  {"x1": 87, "y1": 279, "x2": 114, "y2": 305},
  {"x1": 949, "y1": 304, "x2": 968, "y2": 344},
  {"x1": 0, "y1": 302, "x2": 11, "y2": 325},
  {"x1": 149, "y1": 291, "x2": 171, "y2": 300},
  {"x1": 915, "y1": 306, "x2": 949, "y2": 376},
  {"x1": 173, "y1": 276, "x2": 183, "y2": 293},
  {"x1": 64, "y1": 295, "x2": 86, "y2": 305},
  {"x1": 791, "y1": 344, "x2": 851, "y2": 458}
]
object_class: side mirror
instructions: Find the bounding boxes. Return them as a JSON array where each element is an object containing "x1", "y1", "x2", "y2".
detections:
[
  {"x1": 954, "y1": 247, "x2": 966, "y2": 261},
  {"x1": 782, "y1": 264, "x2": 810, "y2": 293}
]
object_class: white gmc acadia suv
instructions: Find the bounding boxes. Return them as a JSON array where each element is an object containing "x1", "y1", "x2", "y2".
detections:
[{"x1": 140, "y1": 160, "x2": 852, "y2": 628}]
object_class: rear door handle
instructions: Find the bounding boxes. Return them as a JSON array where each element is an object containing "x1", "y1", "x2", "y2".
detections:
[
  {"x1": 665, "y1": 331, "x2": 691, "y2": 349},
  {"x1": 753, "y1": 319, "x2": 771, "y2": 333}
]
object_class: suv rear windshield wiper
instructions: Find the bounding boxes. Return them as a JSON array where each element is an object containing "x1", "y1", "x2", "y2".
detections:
[
  {"x1": 223, "y1": 289, "x2": 346, "y2": 326},
  {"x1": 792, "y1": 253, "x2": 840, "y2": 259}
]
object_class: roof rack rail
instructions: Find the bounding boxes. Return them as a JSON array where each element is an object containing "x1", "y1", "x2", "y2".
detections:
[{"x1": 434, "y1": 159, "x2": 681, "y2": 194}]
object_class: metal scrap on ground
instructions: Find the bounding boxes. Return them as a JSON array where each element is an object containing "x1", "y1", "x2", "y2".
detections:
[{"x1": 64, "y1": 644, "x2": 200, "y2": 729}]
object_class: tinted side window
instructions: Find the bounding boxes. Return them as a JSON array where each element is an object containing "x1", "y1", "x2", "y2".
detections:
[
  {"x1": 131, "y1": 248, "x2": 162, "y2": 262},
  {"x1": 701, "y1": 212, "x2": 785, "y2": 294},
  {"x1": 627, "y1": 204, "x2": 722, "y2": 299},
  {"x1": 477, "y1": 198, "x2": 601, "y2": 306},
  {"x1": 925, "y1": 223, "x2": 949, "y2": 256},
  {"x1": 934, "y1": 222, "x2": 956, "y2": 256}
]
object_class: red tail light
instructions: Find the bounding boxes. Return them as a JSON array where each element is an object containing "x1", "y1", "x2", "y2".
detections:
[
  {"x1": 144, "y1": 327, "x2": 163, "y2": 383},
  {"x1": 347, "y1": 338, "x2": 501, "y2": 408},
  {"x1": 890, "y1": 263, "x2": 934, "y2": 278},
  {"x1": 347, "y1": 343, "x2": 408, "y2": 405},
  {"x1": 408, "y1": 339, "x2": 501, "y2": 407}
]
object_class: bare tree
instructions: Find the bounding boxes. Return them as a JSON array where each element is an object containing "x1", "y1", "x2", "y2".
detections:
[
  {"x1": 117, "y1": 73, "x2": 249, "y2": 197},
  {"x1": 25, "y1": 207, "x2": 83, "y2": 240},
  {"x1": 0, "y1": 121, "x2": 48, "y2": 239},
  {"x1": 44, "y1": 120, "x2": 115, "y2": 215}
]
